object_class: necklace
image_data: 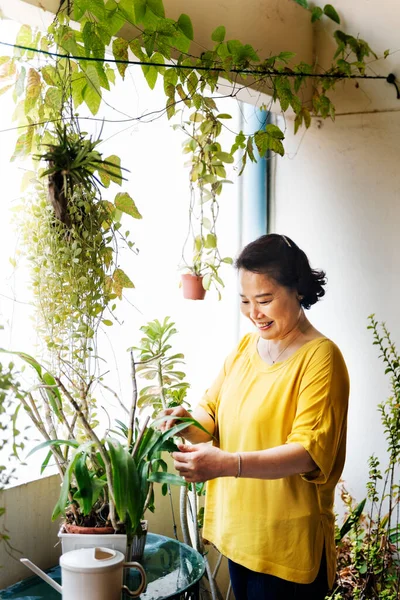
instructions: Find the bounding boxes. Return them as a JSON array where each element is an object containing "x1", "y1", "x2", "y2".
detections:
[{"x1": 267, "y1": 330, "x2": 303, "y2": 364}]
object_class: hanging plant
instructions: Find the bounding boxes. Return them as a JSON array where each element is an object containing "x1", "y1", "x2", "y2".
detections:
[
  {"x1": 1, "y1": 0, "x2": 383, "y2": 302},
  {"x1": 178, "y1": 105, "x2": 234, "y2": 299}
]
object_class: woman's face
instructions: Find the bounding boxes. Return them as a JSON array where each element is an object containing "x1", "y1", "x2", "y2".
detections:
[{"x1": 239, "y1": 269, "x2": 302, "y2": 341}]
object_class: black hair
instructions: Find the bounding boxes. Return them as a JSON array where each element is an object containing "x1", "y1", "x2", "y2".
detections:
[{"x1": 235, "y1": 233, "x2": 327, "y2": 309}]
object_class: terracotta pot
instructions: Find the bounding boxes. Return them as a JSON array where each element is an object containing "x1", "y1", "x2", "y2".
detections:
[
  {"x1": 181, "y1": 274, "x2": 206, "y2": 300},
  {"x1": 64, "y1": 524, "x2": 115, "y2": 535}
]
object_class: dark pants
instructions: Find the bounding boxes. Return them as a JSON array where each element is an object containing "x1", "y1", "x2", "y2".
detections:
[{"x1": 228, "y1": 550, "x2": 329, "y2": 600}]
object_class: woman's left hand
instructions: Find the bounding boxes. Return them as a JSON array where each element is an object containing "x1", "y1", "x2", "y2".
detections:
[{"x1": 172, "y1": 443, "x2": 236, "y2": 483}]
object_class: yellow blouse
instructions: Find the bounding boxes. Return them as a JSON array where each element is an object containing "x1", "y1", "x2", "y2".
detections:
[{"x1": 198, "y1": 333, "x2": 349, "y2": 587}]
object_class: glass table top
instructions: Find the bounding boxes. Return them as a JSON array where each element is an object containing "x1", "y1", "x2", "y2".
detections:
[{"x1": 0, "y1": 533, "x2": 205, "y2": 600}]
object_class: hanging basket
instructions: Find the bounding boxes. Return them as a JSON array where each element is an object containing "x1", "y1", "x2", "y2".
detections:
[{"x1": 181, "y1": 274, "x2": 206, "y2": 300}]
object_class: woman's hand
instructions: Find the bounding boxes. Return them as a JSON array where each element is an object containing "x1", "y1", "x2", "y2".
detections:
[
  {"x1": 172, "y1": 443, "x2": 237, "y2": 483},
  {"x1": 158, "y1": 406, "x2": 215, "y2": 443},
  {"x1": 159, "y1": 406, "x2": 192, "y2": 432}
]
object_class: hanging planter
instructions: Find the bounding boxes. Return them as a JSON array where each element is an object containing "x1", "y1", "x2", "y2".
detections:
[{"x1": 181, "y1": 273, "x2": 206, "y2": 300}]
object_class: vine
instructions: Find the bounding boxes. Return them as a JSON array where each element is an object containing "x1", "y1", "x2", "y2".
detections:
[{"x1": 0, "y1": 0, "x2": 383, "y2": 293}]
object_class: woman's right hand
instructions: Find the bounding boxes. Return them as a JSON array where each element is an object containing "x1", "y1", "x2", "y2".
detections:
[{"x1": 159, "y1": 406, "x2": 193, "y2": 433}]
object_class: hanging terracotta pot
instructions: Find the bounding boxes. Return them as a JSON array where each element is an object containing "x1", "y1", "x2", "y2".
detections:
[{"x1": 181, "y1": 274, "x2": 206, "y2": 300}]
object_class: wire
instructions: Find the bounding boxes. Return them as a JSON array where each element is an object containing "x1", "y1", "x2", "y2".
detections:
[{"x1": 0, "y1": 40, "x2": 391, "y2": 81}]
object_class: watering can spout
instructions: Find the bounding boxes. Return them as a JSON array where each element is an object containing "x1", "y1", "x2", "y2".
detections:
[{"x1": 20, "y1": 558, "x2": 62, "y2": 594}]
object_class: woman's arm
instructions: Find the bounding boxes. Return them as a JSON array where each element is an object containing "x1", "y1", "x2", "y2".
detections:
[
  {"x1": 160, "y1": 406, "x2": 216, "y2": 444},
  {"x1": 172, "y1": 442, "x2": 317, "y2": 483}
]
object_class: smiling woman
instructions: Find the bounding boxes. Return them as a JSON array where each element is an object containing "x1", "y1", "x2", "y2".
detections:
[{"x1": 160, "y1": 233, "x2": 349, "y2": 600}]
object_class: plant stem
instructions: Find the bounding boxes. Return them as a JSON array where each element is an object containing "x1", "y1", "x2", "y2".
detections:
[
  {"x1": 131, "y1": 416, "x2": 150, "y2": 458},
  {"x1": 55, "y1": 376, "x2": 118, "y2": 531},
  {"x1": 127, "y1": 351, "x2": 138, "y2": 449}
]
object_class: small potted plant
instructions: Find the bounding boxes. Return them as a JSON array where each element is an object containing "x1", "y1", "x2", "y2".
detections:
[
  {"x1": 179, "y1": 108, "x2": 234, "y2": 300},
  {"x1": 180, "y1": 227, "x2": 233, "y2": 301}
]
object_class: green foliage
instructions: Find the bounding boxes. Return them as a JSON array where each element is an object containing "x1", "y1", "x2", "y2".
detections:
[
  {"x1": 48, "y1": 421, "x2": 186, "y2": 535},
  {"x1": 327, "y1": 317, "x2": 400, "y2": 599},
  {"x1": 0, "y1": 357, "x2": 28, "y2": 551},
  {"x1": 132, "y1": 317, "x2": 190, "y2": 417},
  {"x1": 2, "y1": 0, "x2": 378, "y2": 298}
]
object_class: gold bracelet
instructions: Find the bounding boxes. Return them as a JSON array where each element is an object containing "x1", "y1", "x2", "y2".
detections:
[{"x1": 235, "y1": 453, "x2": 242, "y2": 478}]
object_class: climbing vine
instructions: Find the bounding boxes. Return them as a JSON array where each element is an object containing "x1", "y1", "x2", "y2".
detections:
[{"x1": 0, "y1": 0, "x2": 380, "y2": 290}]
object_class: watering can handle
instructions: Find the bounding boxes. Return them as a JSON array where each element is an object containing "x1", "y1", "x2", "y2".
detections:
[{"x1": 121, "y1": 561, "x2": 147, "y2": 597}]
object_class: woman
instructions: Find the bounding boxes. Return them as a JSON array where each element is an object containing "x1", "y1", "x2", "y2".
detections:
[{"x1": 162, "y1": 234, "x2": 349, "y2": 600}]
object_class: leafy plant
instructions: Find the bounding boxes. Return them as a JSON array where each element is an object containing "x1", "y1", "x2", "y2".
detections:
[
  {"x1": 0, "y1": 355, "x2": 28, "y2": 553},
  {"x1": 36, "y1": 122, "x2": 128, "y2": 225},
  {"x1": 179, "y1": 110, "x2": 234, "y2": 296},
  {"x1": 1, "y1": 0, "x2": 380, "y2": 297},
  {"x1": 327, "y1": 316, "x2": 400, "y2": 599},
  {"x1": 132, "y1": 317, "x2": 190, "y2": 417},
  {"x1": 18, "y1": 123, "x2": 139, "y2": 388}
]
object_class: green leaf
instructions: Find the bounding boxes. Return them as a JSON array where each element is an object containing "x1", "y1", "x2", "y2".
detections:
[
  {"x1": 11, "y1": 127, "x2": 34, "y2": 161},
  {"x1": 44, "y1": 87, "x2": 62, "y2": 111},
  {"x1": 323, "y1": 4, "x2": 340, "y2": 24},
  {"x1": 114, "y1": 192, "x2": 142, "y2": 219},
  {"x1": 215, "y1": 151, "x2": 234, "y2": 164},
  {"x1": 177, "y1": 14, "x2": 193, "y2": 40},
  {"x1": 277, "y1": 51, "x2": 296, "y2": 63},
  {"x1": 202, "y1": 273, "x2": 212, "y2": 290},
  {"x1": 148, "y1": 472, "x2": 186, "y2": 486},
  {"x1": 74, "y1": 0, "x2": 88, "y2": 21},
  {"x1": 99, "y1": 155, "x2": 122, "y2": 187},
  {"x1": 293, "y1": 0, "x2": 308, "y2": 7},
  {"x1": 26, "y1": 439, "x2": 79, "y2": 458},
  {"x1": 265, "y1": 124, "x2": 285, "y2": 139},
  {"x1": 104, "y1": 0, "x2": 126, "y2": 35},
  {"x1": 142, "y1": 64, "x2": 158, "y2": 89},
  {"x1": 86, "y1": 0, "x2": 106, "y2": 20},
  {"x1": 102, "y1": 319, "x2": 113, "y2": 326},
  {"x1": 74, "y1": 454, "x2": 94, "y2": 515},
  {"x1": 112, "y1": 38, "x2": 129, "y2": 79},
  {"x1": 118, "y1": 0, "x2": 139, "y2": 22},
  {"x1": 311, "y1": 6, "x2": 323, "y2": 22},
  {"x1": 339, "y1": 498, "x2": 366, "y2": 540},
  {"x1": 42, "y1": 371, "x2": 63, "y2": 420},
  {"x1": 107, "y1": 439, "x2": 128, "y2": 520},
  {"x1": 24, "y1": 68, "x2": 41, "y2": 114},
  {"x1": 112, "y1": 268, "x2": 135, "y2": 298},
  {"x1": 82, "y1": 64, "x2": 101, "y2": 115},
  {"x1": 0, "y1": 349, "x2": 42, "y2": 378},
  {"x1": 71, "y1": 71, "x2": 86, "y2": 109},
  {"x1": 205, "y1": 233, "x2": 217, "y2": 249},
  {"x1": 40, "y1": 450, "x2": 53, "y2": 475},
  {"x1": 14, "y1": 66, "x2": 26, "y2": 98},
  {"x1": 52, "y1": 442, "x2": 94, "y2": 520},
  {"x1": 211, "y1": 26, "x2": 226, "y2": 43},
  {"x1": 147, "y1": 0, "x2": 165, "y2": 18},
  {"x1": 384, "y1": 49, "x2": 390, "y2": 59},
  {"x1": 16, "y1": 25, "x2": 32, "y2": 51}
]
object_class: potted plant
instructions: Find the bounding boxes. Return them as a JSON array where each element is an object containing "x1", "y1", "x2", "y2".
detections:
[
  {"x1": 325, "y1": 316, "x2": 400, "y2": 599},
  {"x1": 4, "y1": 343, "x2": 207, "y2": 561},
  {"x1": 178, "y1": 102, "x2": 235, "y2": 300}
]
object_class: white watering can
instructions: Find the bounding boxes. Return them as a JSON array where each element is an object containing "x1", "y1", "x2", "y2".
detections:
[{"x1": 21, "y1": 546, "x2": 146, "y2": 599}]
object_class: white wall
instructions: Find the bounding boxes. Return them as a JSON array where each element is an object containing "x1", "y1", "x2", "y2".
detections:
[{"x1": 271, "y1": 0, "x2": 400, "y2": 507}]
